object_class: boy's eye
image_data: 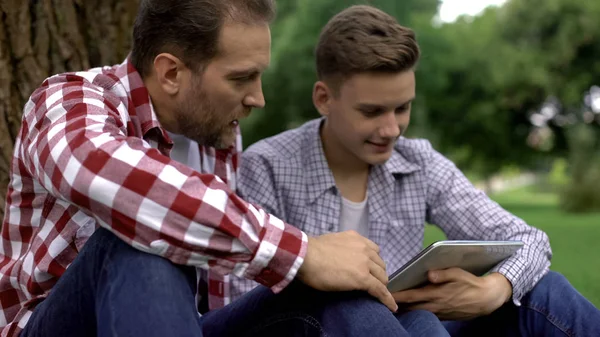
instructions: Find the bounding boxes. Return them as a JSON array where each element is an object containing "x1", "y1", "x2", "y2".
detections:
[
  {"x1": 234, "y1": 73, "x2": 258, "y2": 83},
  {"x1": 233, "y1": 77, "x2": 249, "y2": 83},
  {"x1": 362, "y1": 109, "x2": 383, "y2": 117}
]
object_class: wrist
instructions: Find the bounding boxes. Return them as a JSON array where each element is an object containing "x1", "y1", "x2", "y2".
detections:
[
  {"x1": 487, "y1": 272, "x2": 513, "y2": 304},
  {"x1": 297, "y1": 236, "x2": 317, "y2": 280}
]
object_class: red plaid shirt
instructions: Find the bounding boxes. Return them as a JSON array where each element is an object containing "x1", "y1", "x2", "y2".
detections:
[{"x1": 0, "y1": 58, "x2": 307, "y2": 336}]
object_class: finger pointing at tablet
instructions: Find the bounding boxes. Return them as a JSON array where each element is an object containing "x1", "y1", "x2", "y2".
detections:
[{"x1": 296, "y1": 231, "x2": 398, "y2": 312}]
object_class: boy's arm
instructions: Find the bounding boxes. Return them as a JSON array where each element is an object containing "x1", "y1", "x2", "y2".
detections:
[{"x1": 425, "y1": 149, "x2": 552, "y2": 305}]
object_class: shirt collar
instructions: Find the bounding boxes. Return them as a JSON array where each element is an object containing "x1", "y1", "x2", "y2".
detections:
[
  {"x1": 304, "y1": 119, "x2": 337, "y2": 204},
  {"x1": 385, "y1": 142, "x2": 422, "y2": 175},
  {"x1": 303, "y1": 117, "x2": 422, "y2": 203},
  {"x1": 114, "y1": 56, "x2": 173, "y2": 147}
]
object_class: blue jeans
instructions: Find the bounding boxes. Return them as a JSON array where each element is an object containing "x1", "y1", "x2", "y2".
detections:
[
  {"x1": 442, "y1": 271, "x2": 600, "y2": 336},
  {"x1": 21, "y1": 228, "x2": 448, "y2": 337}
]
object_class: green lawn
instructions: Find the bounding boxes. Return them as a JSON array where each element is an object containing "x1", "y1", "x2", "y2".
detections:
[{"x1": 423, "y1": 187, "x2": 600, "y2": 307}]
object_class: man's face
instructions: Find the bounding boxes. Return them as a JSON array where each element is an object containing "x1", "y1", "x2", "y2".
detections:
[
  {"x1": 175, "y1": 21, "x2": 271, "y2": 149},
  {"x1": 319, "y1": 71, "x2": 415, "y2": 165}
]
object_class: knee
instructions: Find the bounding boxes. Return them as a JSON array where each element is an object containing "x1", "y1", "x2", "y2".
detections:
[
  {"x1": 320, "y1": 295, "x2": 407, "y2": 336},
  {"x1": 327, "y1": 293, "x2": 390, "y2": 317},
  {"x1": 527, "y1": 271, "x2": 574, "y2": 302},
  {"x1": 93, "y1": 229, "x2": 197, "y2": 293},
  {"x1": 397, "y1": 309, "x2": 440, "y2": 325},
  {"x1": 396, "y1": 310, "x2": 448, "y2": 337},
  {"x1": 532, "y1": 271, "x2": 569, "y2": 293},
  {"x1": 114, "y1": 243, "x2": 192, "y2": 280},
  {"x1": 318, "y1": 293, "x2": 393, "y2": 324},
  {"x1": 91, "y1": 228, "x2": 180, "y2": 273}
]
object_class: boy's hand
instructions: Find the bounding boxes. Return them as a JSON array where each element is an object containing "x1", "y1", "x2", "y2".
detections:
[{"x1": 393, "y1": 268, "x2": 512, "y2": 320}]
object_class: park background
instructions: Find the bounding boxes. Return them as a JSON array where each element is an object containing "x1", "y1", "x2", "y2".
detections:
[{"x1": 0, "y1": 0, "x2": 598, "y2": 306}]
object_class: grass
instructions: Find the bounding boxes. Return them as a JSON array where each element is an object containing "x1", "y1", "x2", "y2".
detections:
[{"x1": 423, "y1": 186, "x2": 600, "y2": 308}]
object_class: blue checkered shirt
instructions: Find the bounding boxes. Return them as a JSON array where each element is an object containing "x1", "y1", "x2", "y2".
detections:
[{"x1": 232, "y1": 118, "x2": 552, "y2": 305}]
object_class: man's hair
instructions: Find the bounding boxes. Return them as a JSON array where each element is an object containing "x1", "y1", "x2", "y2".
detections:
[
  {"x1": 131, "y1": 0, "x2": 276, "y2": 78},
  {"x1": 315, "y1": 5, "x2": 420, "y2": 92}
]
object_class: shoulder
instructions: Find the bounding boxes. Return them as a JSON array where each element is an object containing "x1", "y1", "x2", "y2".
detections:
[
  {"x1": 242, "y1": 118, "x2": 320, "y2": 165},
  {"x1": 22, "y1": 64, "x2": 132, "y2": 131},
  {"x1": 27, "y1": 65, "x2": 126, "y2": 114},
  {"x1": 32, "y1": 65, "x2": 122, "y2": 98}
]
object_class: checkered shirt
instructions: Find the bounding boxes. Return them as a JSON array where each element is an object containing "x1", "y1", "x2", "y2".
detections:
[
  {"x1": 232, "y1": 118, "x2": 552, "y2": 305},
  {"x1": 0, "y1": 58, "x2": 307, "y2": 337}
]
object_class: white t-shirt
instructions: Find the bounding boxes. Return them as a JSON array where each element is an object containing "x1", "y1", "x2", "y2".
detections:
[{"x1": 339, "y1": 195, "x2": 369, "y2": 237}]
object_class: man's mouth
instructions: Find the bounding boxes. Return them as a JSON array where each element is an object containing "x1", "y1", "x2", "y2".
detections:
[{"x1": 229, "y1": 109, "x2": 251, "y2": 127}]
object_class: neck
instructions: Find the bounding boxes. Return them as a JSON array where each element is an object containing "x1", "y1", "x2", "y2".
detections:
[
  {"x1": 320, "y1": 119, "x2": 370, "y2": 183},
  {"x1": 320, "y1": 121, "x2": 369, "y2": 202}
]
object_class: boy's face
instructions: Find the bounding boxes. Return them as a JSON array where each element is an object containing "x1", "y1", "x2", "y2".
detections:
[{"x1": 314, "y1": 71, "x2": 415, "y2": 166}]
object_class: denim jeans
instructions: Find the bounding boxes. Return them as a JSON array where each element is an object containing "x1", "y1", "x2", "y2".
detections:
[
  {"x1": 21, "y1": 228, "x2": 449, "y2": 337},
  {"x1": 442, "y1": 271, "x2": 600, "y2": 336}
]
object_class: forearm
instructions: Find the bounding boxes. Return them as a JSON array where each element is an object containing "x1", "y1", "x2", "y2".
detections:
[{"x1": 426, "y1": 151, "x2": 552, "y2": 305}]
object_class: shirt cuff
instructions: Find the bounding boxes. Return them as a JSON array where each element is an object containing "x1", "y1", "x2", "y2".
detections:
[
  {"x1": 243, "y1": 216, "x2": 308, "y2": 293},
  {"x1": 491, "y1": 257, "x2": 549, "y2": 306}
]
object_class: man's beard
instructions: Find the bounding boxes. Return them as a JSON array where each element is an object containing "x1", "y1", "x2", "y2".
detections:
[{"x1": 175, "y1": 85, "x2": 230, "y2": 149}]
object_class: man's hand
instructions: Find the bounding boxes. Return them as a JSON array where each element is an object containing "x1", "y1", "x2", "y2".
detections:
[
  {"x1": 296, "y1": 230, "x2": 398, "y2": 312},
  {"x1": 392, "y1": 268, "x2": 512, "y2": 320}
]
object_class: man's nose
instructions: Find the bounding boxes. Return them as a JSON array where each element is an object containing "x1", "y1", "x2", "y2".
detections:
[{"x1": 243, "y1": 81, "x2": 265, "y2": 109}]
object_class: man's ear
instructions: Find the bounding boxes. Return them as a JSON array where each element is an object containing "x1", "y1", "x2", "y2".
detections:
[
  {"x1": 153, "y1": 53, "x2": 187, "y2": 96},
  {"x1": 313, "y1": 81, "x2": 334, "y2": 117}
]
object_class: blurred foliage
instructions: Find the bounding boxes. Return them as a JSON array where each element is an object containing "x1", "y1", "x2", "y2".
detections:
[
  {"x1": 242, "y1": 0, "x2": 600, "y2": 209},
  {"x1": 547, "y1": 158, "x2": 569, "y2": 191},
  {"x1": 559, "y1": 125, "x2": 600, "y2": 212}
]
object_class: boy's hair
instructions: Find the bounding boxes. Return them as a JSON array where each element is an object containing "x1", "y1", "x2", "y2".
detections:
[
  {"x1": 315, "y1": 5, "x2": 420, "y2": 93},
  {"x1": 131, "y1": 0, "x2": 276, "y2": 78}
]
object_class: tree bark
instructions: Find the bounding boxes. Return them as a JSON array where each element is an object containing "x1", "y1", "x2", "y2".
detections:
[{"x1": 0, "y1": 0, "x2": 139, "y2": 219}]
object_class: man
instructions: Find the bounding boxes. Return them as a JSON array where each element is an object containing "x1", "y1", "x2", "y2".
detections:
[
  {"x1": 0, "y1": 1, "x2": 446, "y2": 336},
  {"x1": 235, "y1": 4, "x2": 600, "y2": 336}
]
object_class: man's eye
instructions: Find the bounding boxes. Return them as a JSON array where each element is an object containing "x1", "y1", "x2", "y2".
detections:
[{"x1": 396, "y1": 104, "x2": 410, "y2": 113}]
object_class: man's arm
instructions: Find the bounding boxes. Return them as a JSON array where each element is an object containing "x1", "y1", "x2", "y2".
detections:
[
  {"x1": 235, "y1": 148, "x2": 398, "y2": 311},
  {"x1": 229, "y1": 146, "x2": 292, "y2": 299},
  {"x1": 424, "y1": 149, "x2": 552, "y2": 304},
  {"x1": 21, "y1": 83, "x2": 306, "y2": 293}
]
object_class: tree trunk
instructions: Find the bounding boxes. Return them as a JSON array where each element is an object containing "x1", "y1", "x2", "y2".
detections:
[{"x1": 0, "y1": 0, "x2": 139, "y2": 219}]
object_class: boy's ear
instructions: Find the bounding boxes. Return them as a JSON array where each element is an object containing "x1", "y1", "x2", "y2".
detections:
[{"x1": 313, "y1": 81, "x2": 333, "y2": 116}]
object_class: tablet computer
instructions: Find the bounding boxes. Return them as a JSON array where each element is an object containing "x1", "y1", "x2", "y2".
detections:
[{"x1": 387, "y1": 240, "x2": 524, "y2": 293}]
